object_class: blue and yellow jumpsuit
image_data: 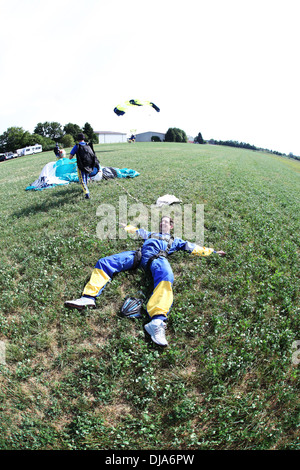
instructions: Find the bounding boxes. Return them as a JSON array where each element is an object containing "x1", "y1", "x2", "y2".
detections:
[{"x1": 82, "y1": 226, "x2": 215, "y2": 321}]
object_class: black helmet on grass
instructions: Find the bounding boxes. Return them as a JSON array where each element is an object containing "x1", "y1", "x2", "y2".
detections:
[{"x1": 121, "y1": 297, "x2": 143, "y2": 318}]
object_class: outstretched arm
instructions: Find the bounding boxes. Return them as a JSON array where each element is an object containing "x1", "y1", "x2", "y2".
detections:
[
  {"x1": 120, "y1": 223, "x2": 137, "y2": 230},
  {"x1": 184, "y1": 241, "x2": 226, "y2": 257},
  {"x1": 69, "y1": 144, "x2": 77, "y2": 160},
  {"x1": 215, "y1": 250, "x2": 226, "y2": 256},
  {"x1": 119, "y1": 223, "x2": 150, "y2": 240}
]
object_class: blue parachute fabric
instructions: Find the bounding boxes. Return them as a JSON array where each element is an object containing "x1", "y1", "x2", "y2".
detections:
[
  {"x1": 54, "y1": 158, "x2": 79, "y2": 182},
  {"x1": 114, "y1": 168, "x2": 140, "y2": 178}
]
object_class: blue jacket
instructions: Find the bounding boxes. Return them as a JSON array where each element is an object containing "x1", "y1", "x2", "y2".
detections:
[{"x1": 131, "y1": 228, "x2": 214, "y2": 268}]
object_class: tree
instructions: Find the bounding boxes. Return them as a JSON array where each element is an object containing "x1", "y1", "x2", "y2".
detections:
[
  {"x1": 0, "y1": 127, "x2": 28, "y2": 152},
  {"x1": 34, "y1": 122, "x2": 63, "y2": 141},
  {"x1": 194, "y1": 132, "x2": 204, "y2": 144},
  {"x1": 165, "y1": 127, "x2": 187, "y2": 143},
  {"x1": 63, "y1": 123, "x2": 82, "y2": 141},
  {"x1": 61, "y1": 134, "x2": 75, "y2": 148},
  {"x1": 82, "y1": 122, "x2": 93, "y2": 141},
  {"x1": 82, "y1": 122, "x2": 98, "y2": 144},
  {"x1": 177, "y1": 128, "x2": 187, "y2": 143},
  {"x1": 30, "y1": 134, "x2": 44, "y2": 146},
  {"x1": 165, "y1": 128, "x2": 176, "y2": 142},
  {"x1": 34, "y1": 122, "x2": 50, "y2": 137},
  {"x1": 0, "y1": 126, "x2": 57, "y2": 153}
]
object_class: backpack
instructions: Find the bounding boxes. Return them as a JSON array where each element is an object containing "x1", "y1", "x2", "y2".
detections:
[{"x1": 76, "y1": 143, "x2": 99, "y2": 174}]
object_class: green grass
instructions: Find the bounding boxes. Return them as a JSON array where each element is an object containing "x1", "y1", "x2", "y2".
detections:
[{"x1": 0, "y1": 142, "x2": 299, "y2": 450}]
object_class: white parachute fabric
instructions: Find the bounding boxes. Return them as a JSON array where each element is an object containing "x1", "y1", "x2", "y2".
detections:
[{"x1": 25, "y1": 160, "x2": 72, "y2": 191}]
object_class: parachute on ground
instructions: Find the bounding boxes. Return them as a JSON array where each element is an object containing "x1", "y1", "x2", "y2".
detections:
[
  {"x1": 114, "y1": 99, "x2": 160, "y2": 116},
  {"x1": 25, "y1": 158, "x2": 140, "y2": 191}
]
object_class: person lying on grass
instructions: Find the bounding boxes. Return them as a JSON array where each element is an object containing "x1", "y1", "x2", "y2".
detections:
[{"x1": 65, "y1": 216, "x2": 226, "y2": 346}]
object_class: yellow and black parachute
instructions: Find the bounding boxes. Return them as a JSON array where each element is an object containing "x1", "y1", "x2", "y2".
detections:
[{"x1": 114, "y1": 99, "x2": 160, "y2": 116}]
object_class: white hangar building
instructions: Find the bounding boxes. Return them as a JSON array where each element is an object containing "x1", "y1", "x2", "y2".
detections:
[
  {"x1": 95, "y1": 131, "x2": 127, "y2": 144},
  {"x1": 135, "y1": 131, "x2": 165, "y2": 142}
]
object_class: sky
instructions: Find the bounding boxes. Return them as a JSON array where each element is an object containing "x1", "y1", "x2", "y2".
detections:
[{"x1": 0, "y1": 0, "x2": 299, "y2": 155}]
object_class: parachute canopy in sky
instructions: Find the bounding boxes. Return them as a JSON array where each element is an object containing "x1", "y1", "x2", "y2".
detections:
[{"x1": 114, "y1": 99, "x2": 160, "y2": 116}]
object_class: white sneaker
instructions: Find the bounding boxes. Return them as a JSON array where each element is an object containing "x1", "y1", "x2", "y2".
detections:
[
  {"x1": 64, "y1": 297, "x2": 96, "y2": 310},
  {"x1": 144, "y1": 319, "x2": 168, "y2": 346}
]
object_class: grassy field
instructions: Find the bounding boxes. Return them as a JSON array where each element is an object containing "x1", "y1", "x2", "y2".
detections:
[{"x1": 0, "y1": 142, "x2": 299, "y2": 450}]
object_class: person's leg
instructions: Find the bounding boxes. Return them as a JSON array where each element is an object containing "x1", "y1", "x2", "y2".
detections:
[
  {"x1": 144, "y1": 258, "x2": 174, "y2": 346},
  {"x1": 77, "y1": 167, "x2": 90, "y2": 198},
  {"x1": 146, "y1": 257, "x2": 174, "y2": 320},
  {"x1": 65, "y1": 251, "x2": 136, "y2": 309},
  {"x1": 83, "y1": 251, "x2": 136, "y2": 297}
]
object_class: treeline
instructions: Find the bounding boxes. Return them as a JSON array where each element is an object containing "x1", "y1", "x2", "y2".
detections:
[
  {"x1": 2, "y1": 122, "x2": 299, "y2": 162},
  {"x1": 208, "y1": 138, "x2": 300, "y2": 161},
  {"x1": 0, "y1": 121, "x2": 98, "y2": 153},
  {"x1": 164, "y1": 129, "x2": 299, "y2": 162},
  {"x1": 208, "y1": 139, "x2": 257, "y2": 150}
]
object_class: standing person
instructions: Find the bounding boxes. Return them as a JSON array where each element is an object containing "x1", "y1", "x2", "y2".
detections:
[
  {"x1": 54, "y1": 143, "x2": 60, "y2": 159},
  {"x1": 64, "y1": 216, "x2": 226, "y2": 347},
  {"x1": 69, "y1": 133, "x2": 98, "y2": 199}
]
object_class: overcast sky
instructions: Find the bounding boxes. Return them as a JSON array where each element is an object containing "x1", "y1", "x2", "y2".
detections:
[{"x1": 1, "y1": 0, "x2": 299, "y2": 155}]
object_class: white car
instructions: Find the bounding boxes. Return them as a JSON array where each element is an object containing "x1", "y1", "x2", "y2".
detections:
[{"x1": 5, "y1": 152, "x2": 17, "y2": 159}]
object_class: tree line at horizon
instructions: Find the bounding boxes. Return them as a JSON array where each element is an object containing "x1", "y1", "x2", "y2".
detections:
[
  {"x1": 0, "y1": 122, "x2": 98, "y2": 154},
  {"x1": 0, "y1": 123, "x2": 298, "y2": 161}
]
